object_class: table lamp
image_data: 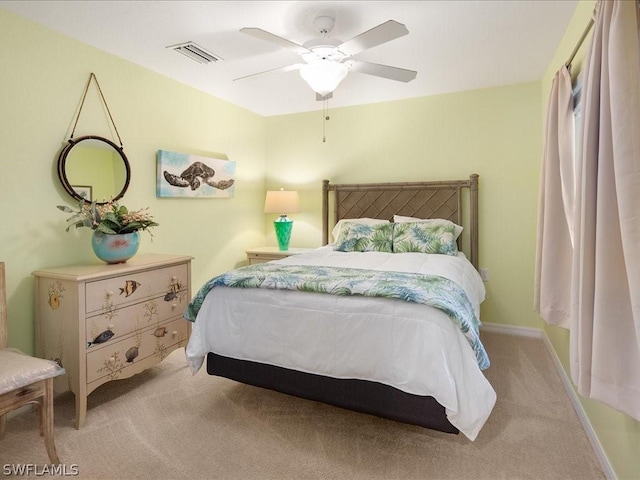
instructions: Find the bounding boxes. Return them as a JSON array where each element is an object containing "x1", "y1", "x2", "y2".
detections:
[{"x1": 264, "y1": 189, "x2": 300, "y2": 251}]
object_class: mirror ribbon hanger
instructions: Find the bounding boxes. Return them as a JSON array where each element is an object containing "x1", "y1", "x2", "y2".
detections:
[
  {"x1": 57, "y1": 73, "x2": 130, "y2": 205},
  {"x1": 69, "y1": 72, "x2": 123, "y2": 147}
]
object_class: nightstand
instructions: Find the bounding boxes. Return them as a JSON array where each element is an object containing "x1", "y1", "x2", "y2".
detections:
[{"x1": 246, "y1": 247, "x2": 315, "y2": 265}]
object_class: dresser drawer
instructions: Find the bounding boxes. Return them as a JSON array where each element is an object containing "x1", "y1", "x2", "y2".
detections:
[
  {"x1": 85, "y1": 264, "x2": 188, "y2": 314},
  {"x1": 85, "y1": 288, "x2": 188, "y2": 347},
  {"x1": 86, "y1": 317, "x2": 189, "y2": 384}
]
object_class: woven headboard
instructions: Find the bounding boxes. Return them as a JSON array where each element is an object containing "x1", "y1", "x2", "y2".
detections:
[{"x1": 322, "y1": 174, "x2": 479, "y2": 269}]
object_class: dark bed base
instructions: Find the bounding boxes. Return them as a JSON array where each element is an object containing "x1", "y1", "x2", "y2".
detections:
[{"x1": 206, "y1": 352, "x2": 458, "y2": 434}]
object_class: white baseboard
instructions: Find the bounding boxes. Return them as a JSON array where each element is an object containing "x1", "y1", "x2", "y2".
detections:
[
  {"x1": 482, "y1": 322, "x2": 542, "y2": 338},
  {"x1": 482, "y1": 322, "x2": 616, "y2": 480}
]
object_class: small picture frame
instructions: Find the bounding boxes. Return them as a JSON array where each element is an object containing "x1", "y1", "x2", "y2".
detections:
[{"x1": 73, "y1": 185, "x2": 93, "y2": 201}]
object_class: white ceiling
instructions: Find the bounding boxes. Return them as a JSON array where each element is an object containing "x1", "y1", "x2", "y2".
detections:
[{"x1": 0, "y1": 0, "x2": 578, "y2": 117}]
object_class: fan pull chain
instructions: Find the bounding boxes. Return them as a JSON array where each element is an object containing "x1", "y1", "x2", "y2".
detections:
[{"x1": 322, "y1": 98, "x2": 330, "y2": 143}]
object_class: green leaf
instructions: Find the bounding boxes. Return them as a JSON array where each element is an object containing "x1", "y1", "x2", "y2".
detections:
[{"x1": 96, "y1": 223, "x2": 117, "y2": 234}]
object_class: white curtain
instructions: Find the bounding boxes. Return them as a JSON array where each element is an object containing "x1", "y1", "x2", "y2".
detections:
[
  {"x1": 534, "y1": 65, "x2": 575, "y2": 329},
  {"x1": 570, "y1": 0, "x2": 640, "y2": 420}
]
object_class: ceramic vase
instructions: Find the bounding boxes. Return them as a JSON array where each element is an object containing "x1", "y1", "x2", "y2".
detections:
[{"x1": 91, "y1": 231, "x2": 140, "y2": 264}]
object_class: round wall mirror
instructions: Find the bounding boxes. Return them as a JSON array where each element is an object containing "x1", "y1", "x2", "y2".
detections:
[{"x1": 57, "y1": 135, "x2": 131, "y2": 204}]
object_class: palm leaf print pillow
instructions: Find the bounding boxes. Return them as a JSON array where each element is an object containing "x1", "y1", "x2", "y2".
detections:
[
  {"x1": 334, "y1": 222, "x2": 394, "y2": 252},
  {"x1": 392, "y1": 222, "x2": 459, "y2": 255}
]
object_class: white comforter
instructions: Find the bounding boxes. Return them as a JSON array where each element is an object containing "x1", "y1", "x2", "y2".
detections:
[{"x1": 185, "y1": 246, "x2": 496, "y2": 440}]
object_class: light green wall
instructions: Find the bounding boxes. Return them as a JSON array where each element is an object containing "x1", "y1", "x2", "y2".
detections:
[
  {"x1": 0, "y1": 9, "x2": 267, "y2": 354},
  {"x1": 266, "y1": 82, "x2": 544, "y2": 332},
  {"x1": 540, "y1": 2, "x2": 640, "y2": 479}
]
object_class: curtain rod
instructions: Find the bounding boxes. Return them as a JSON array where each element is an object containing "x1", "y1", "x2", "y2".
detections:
[{"x1": 565, "y1": 18, "x2": 595, "y2": 68}]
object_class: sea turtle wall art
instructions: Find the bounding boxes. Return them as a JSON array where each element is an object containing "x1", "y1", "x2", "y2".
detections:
[{"x1": 157, "y1": 150, "x2": 236, "y2": 198}]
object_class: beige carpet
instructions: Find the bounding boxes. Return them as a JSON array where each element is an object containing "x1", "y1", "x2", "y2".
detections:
[{"x1": 0, "y1": 332, "x2": 604, "y2": 479}]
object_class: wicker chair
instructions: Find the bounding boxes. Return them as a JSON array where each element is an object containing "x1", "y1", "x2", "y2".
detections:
[{"x1": 0, "y1": 262, "x2": 64, "y2": 464}]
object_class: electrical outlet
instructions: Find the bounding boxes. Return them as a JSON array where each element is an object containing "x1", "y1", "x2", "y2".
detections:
[{"x1": 479, "y1": 268, "x2": 490, "y2": 282}]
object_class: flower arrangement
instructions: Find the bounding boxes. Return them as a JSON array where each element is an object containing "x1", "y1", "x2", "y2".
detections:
[{"x1": 57, "y1": 200, "x2": 159, "y2": 236}]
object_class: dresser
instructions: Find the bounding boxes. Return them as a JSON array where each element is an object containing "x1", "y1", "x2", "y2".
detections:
[
  {"x1": 33, "y1": 254, "x2": 192, "y2": 429},
  {"x1": 245, "y1": 247, "x2": 315, "y2": 264}
]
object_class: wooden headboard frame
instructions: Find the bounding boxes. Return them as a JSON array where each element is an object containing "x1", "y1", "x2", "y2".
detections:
[{"x1": 322, "y1": 174, "x2": 479, "y2": 270}]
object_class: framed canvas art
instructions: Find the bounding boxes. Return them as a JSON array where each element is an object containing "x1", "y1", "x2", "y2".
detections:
[{"x1": 157, "y1": 150, "x2": 236, "y2": 198}]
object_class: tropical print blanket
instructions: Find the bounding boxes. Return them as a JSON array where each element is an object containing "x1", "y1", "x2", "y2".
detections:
[{"x1": 184, "y1": 263, "x2": 489, "y2": 370}]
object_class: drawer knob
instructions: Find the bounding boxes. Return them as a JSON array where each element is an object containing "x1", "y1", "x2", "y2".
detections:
[
  {"x1": 106, "y1": 291, "x2": 113, "y2": 297},
  {"x1": 108, "y1": 356, "x2": 115, "y2": 363},
  {"x1": 108, "y1": 324, "x2": 115, "y2": 329},
  {"x1": 172, "y1": 331, "x2": 178, "y2": 337},
  {"x1": 171, "y1": 276, "x2": 177, "y2": 281},
  {"x1": 171, "y1": 303, "x2": 177, "y2": 308}
]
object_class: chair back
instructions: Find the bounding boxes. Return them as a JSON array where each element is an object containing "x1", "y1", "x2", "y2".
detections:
[{"x1": 0, "y1": 262, "x2": 7, "y2": 349}]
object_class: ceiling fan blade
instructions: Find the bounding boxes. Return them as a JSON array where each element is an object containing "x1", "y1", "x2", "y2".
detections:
[
  {"x1": 233, "y1": 64, "x2": 302, "y2": 82},
  {"x1": 339, "y1": 20, "x2": 409, "y2": 57},
  {"x1": 349, "y1": 61, "x2": 417, "y2": 83},
  {"x1": 240, "y1": 28, "x2": 309, "y2": 54}
]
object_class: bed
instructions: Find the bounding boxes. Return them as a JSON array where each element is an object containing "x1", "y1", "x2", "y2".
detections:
[{"x1": 184, "y1": 174, "x2": 496, "y2": 440}]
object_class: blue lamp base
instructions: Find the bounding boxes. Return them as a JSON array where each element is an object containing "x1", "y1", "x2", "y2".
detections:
[{"x1": 273, "y1": 216, "x2": 293, "y2": 251}]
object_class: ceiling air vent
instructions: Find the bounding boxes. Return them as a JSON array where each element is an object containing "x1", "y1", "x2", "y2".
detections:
[{"x1": 168, "y1": 42, "x2": 222, "y2": 64}]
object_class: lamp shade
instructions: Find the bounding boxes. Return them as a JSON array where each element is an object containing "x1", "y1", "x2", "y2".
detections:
[
  {"x1": 299, "y1": 61, "x2": 349, "y2": 97},
  {"x1": 264, "y1": 190, "x2": 300, "y2": 215}
]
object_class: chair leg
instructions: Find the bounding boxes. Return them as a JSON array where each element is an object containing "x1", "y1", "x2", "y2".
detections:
[
  {"x1": 0, "y1": 412, "x2": 6, "y2": 440},
  {"x1": 42, "y1": 378, "x2": 60, "y2": 465},
  {"x1": 38, "y1": 400, "x2": 44, "y2": 437}
]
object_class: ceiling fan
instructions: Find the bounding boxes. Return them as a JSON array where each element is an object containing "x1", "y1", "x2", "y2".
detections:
[{"x1": 235, "y1": 14, "x2": 417, "y2": 99}]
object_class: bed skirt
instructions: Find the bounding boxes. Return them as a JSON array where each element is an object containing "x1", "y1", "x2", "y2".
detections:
[{"x1": 206, "y1": 352, "x2": 458, "y2": 434}]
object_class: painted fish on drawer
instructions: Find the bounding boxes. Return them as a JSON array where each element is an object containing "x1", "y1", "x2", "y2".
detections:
[
  {"x1": 125, "y1": 346, "x2": 139, "y2": 363},
  {"x1": 152, "y1": 326, "x2": 168, "y2": 338},
  {"x1": 120, "y1": 280, "x2": 141, "y2": 297},
  {"x1": 87, "y1": 329, "x2": 114, "y2": 347},
  {"x1": 164, "y1": 281, "x2": 182, "y2": 302}
]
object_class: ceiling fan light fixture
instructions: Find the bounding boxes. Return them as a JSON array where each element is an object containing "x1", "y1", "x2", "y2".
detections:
[{"x1": 299, "y1": 61, "x2": 349, "y2": 96}]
